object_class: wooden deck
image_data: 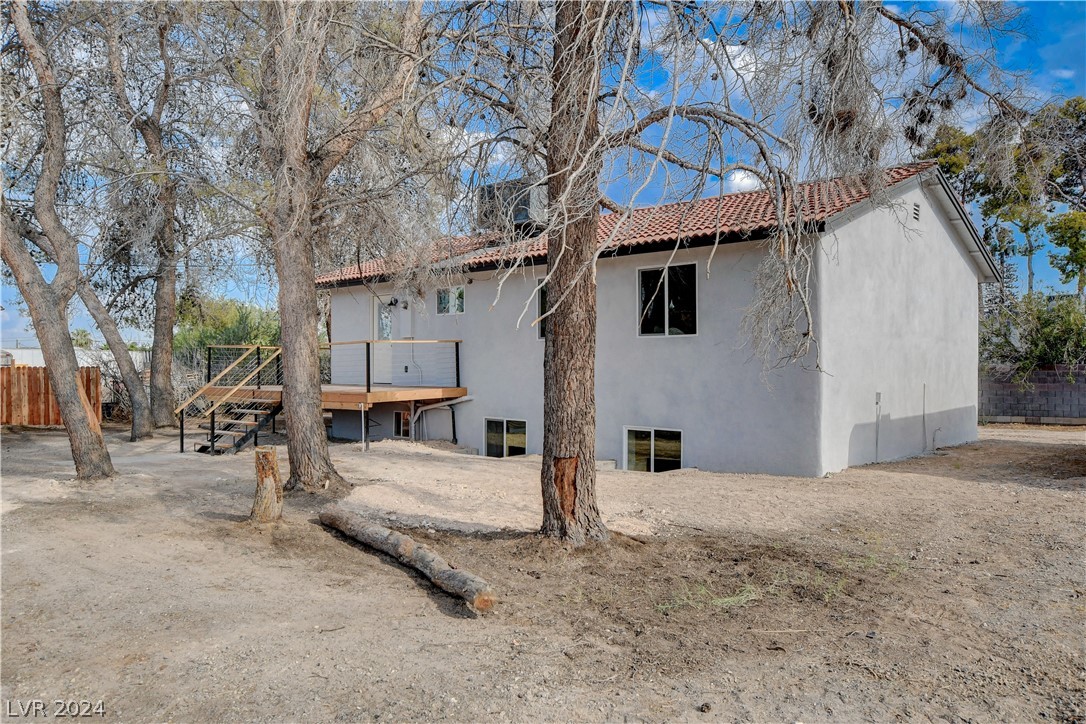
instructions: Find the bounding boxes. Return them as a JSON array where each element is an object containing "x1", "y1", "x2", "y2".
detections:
[{"x1": 206, "y1": 383, "x2": 468, "y2": 410}]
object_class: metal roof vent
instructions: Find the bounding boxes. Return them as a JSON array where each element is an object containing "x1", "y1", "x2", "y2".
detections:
[{"x1": 912, "y1": 202, "x2": 921, "y2": 221}]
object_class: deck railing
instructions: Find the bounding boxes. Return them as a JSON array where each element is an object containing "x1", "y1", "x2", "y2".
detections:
[
  {"x1": 190, "y1": 340, "x2": 462, "y2": 397},
  {"x1": 323, "y1": 339, "x2": 462, "y2": 392}
]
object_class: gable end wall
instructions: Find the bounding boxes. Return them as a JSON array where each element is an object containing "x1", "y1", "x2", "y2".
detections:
[{"x1": 816, "y1": 181, "x2": 981, "y2": 472}]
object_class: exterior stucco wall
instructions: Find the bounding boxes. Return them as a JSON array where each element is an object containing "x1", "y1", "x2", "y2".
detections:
[
  {"x1": 593, "y1": 245, "x2": 822, "y2": 475},
  {"x1": 817, "y1": 181, "x2": 982, "y2": 472},
  {"x1": 329, "y1": 241, "x2": 824, "y2": 476}
]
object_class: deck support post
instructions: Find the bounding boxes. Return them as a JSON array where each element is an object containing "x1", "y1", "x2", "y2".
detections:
[
  {"x1": 363, "y1": 408, "x2": 370, "y2": 452},
  {"x1": 210, "y1": 410, "x2": 216, "y2": 454},
  {"x1": 179, "y1": 411, "x2": 185, "y2": 453}
]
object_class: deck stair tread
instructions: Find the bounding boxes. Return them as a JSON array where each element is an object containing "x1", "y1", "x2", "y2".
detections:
[{"x1": 197, "y1": 426, "x2": 249, "y2": 437}]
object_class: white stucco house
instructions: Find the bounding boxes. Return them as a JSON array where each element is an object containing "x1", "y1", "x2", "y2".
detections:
[{"x1": 315, "y1": 161, "x2": 997, "y2": 477}]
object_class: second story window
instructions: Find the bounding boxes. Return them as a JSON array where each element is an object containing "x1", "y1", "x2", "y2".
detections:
[
  {"x1": 638, "y1": 263, "x2": 697, "y2": 336},
  {"x1": 437, "y1": 285, "x2": 465, "y2": 315}
]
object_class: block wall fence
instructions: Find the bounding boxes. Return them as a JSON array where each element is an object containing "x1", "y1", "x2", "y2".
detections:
[{"x1": 979, "y1": 365, "x2": 1086, "y2": 425}]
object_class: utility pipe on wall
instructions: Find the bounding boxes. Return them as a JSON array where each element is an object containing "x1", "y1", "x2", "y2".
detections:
[{"x1": 410, "y1": 396, "x2": 475, "y2": 442}]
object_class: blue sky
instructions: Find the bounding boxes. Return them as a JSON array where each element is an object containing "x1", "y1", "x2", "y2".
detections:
[
  {"x1": 2, "y1": 0, "x2": 1085, "y2": 348},
  {"x1": 994, "y1": 1, "x2": 1086, "y2": 292}
]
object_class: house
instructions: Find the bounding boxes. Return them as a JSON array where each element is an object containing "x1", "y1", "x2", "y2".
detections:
[{"x1": 315, "y1": 162, "x2": 997, "y2": 477}]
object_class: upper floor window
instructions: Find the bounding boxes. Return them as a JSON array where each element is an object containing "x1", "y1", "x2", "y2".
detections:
[
  {"x1": 638, "y1": 263, "x2": 696, "y2": 336},
  {"x1": 437, "y1": 285, "x2": 465, "y2": 315}
]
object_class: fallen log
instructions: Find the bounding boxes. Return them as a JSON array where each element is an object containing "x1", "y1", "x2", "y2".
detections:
[{"x1": 319, "y1": 506, "x2": 496, "y2": 613}]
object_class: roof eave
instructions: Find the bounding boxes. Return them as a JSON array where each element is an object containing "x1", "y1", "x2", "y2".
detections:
[{"x1": 920, "y1": 169, "x2": 999, "y2": 284}]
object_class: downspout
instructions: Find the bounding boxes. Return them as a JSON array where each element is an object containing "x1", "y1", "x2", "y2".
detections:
[{"x1": 410, "y1": 396, "x2": 474, "y2": 442}]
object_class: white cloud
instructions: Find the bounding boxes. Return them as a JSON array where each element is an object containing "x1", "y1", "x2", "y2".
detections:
[
  {"x1": 1052, "y1": 69, "x2": 1076, "y2": 80},
  {"x1": 723, "y1": 169, "x2": 763, "y2": 193}
]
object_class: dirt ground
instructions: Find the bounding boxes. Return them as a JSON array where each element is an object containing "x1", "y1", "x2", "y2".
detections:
[{"x1": 1, "y1": 424, "x2": 1083, "y2": 722}]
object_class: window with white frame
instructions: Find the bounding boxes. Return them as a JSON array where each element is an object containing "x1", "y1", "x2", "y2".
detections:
[
  {"x1": 437, "y1": 285, "x2": 465, "y2": 315},
  {"x1": 638, "y1": 263, "x2": 697, "y2": 336},
  {"x1": 393, "y1": 410, "x2": 411, "y2": 438},
  {"x1": 625, "y1": 427, "x2": 682, "y2": 472},
  {"x1": 485, "y1": 418, "x2": 527, "y2": 457}
]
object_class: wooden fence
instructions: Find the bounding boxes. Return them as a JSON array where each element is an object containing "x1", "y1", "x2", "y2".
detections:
[{"x1": 0, "y1": 366, "x2": 102, "y2": 426}]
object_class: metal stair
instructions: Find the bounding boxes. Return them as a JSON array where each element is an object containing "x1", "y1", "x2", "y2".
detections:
[{"x1": 174, "y1": 345, "x2": 284, "y2": 455}]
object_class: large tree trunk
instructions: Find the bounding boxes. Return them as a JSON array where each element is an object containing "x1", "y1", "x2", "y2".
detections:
[
  {"x1": 539, "y1": 0, "x2": 609, "y2": 545},
  {"x1": 6, "y1": 0, "x2": 113, "y2": 479},
  {"x1": 259, "y1": 1, "x2": 341, "y2": 493},
  {"x1": 78, "y1": 283, "x2": 154, "y2": 441},
  {"x1": 1, "y1": 222, "x2": 114, "y2": 479},
  {"x1": 274, "y1": 190, "x2": 340, "y2": 492},
  {"x1": 149, "y1": 183, "x2": 178, "y2": 428}
]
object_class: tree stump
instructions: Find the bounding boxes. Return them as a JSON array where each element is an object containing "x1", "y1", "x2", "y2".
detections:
[{"x1": 251, "y1": 446, "x2": 283, "y2": 523}]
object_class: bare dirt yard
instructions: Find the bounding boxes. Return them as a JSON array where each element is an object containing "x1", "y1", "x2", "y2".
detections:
[{"x1": 2, "y1": 424, "x2": 1083, "y2": 722}]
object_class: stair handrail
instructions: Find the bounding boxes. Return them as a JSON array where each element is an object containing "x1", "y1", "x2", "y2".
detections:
[
  {"x1": 202, "y1": 347, "x2": 283, "y2": 418},
  {"x1": 173, "y1": 345, "x2": 259, "y2": 415}
]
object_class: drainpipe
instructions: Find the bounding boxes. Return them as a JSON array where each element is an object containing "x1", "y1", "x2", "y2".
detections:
[{"x1": 411, "y1": 396, "x2": 474, "y2": 442}]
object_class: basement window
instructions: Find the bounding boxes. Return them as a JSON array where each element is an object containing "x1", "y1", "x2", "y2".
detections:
[
  {"x1": 485, "y1": 418, "x2": 527, "y2": 457},
  {"x1": 638, "y1": 263, "x2": 697, "y2": 336},
  {"x1": 625, "y1": 427, "x2": 682, "y2": 473},
  {"x1": 393, "y1": 410, "x2": 410, "y2": 438},
  {"x1": 437, "y1": 286, "x2": 465, "y2": 315}
]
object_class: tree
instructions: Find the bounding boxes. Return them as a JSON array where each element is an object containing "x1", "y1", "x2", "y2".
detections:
[
  {"x1": 982, "y1": 292, "x2": 1086, "y2": 381},
  {"x1": 71, "y1": 329, "x2": 93, "y2": 349},
  {"x1": 99, "y1": 4, "x2": 182, "y2": 429},
  {"x1": 182, "y1": 1, "x2": 425, "y2": 491},
  {"x1": 2, "y1": 0, "x2": 114, "y2": 478},
  {"x1": 1047, "y1": 211, "x2": 1086, "y2": 299},
  {"x1": 429, "y1": 0, "x2": 1027, "y2": 544}
]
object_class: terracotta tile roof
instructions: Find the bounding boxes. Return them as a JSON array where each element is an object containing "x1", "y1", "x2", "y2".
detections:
[{"x1": 316, "y1": 162, "x2": 936, "y2": 286}]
